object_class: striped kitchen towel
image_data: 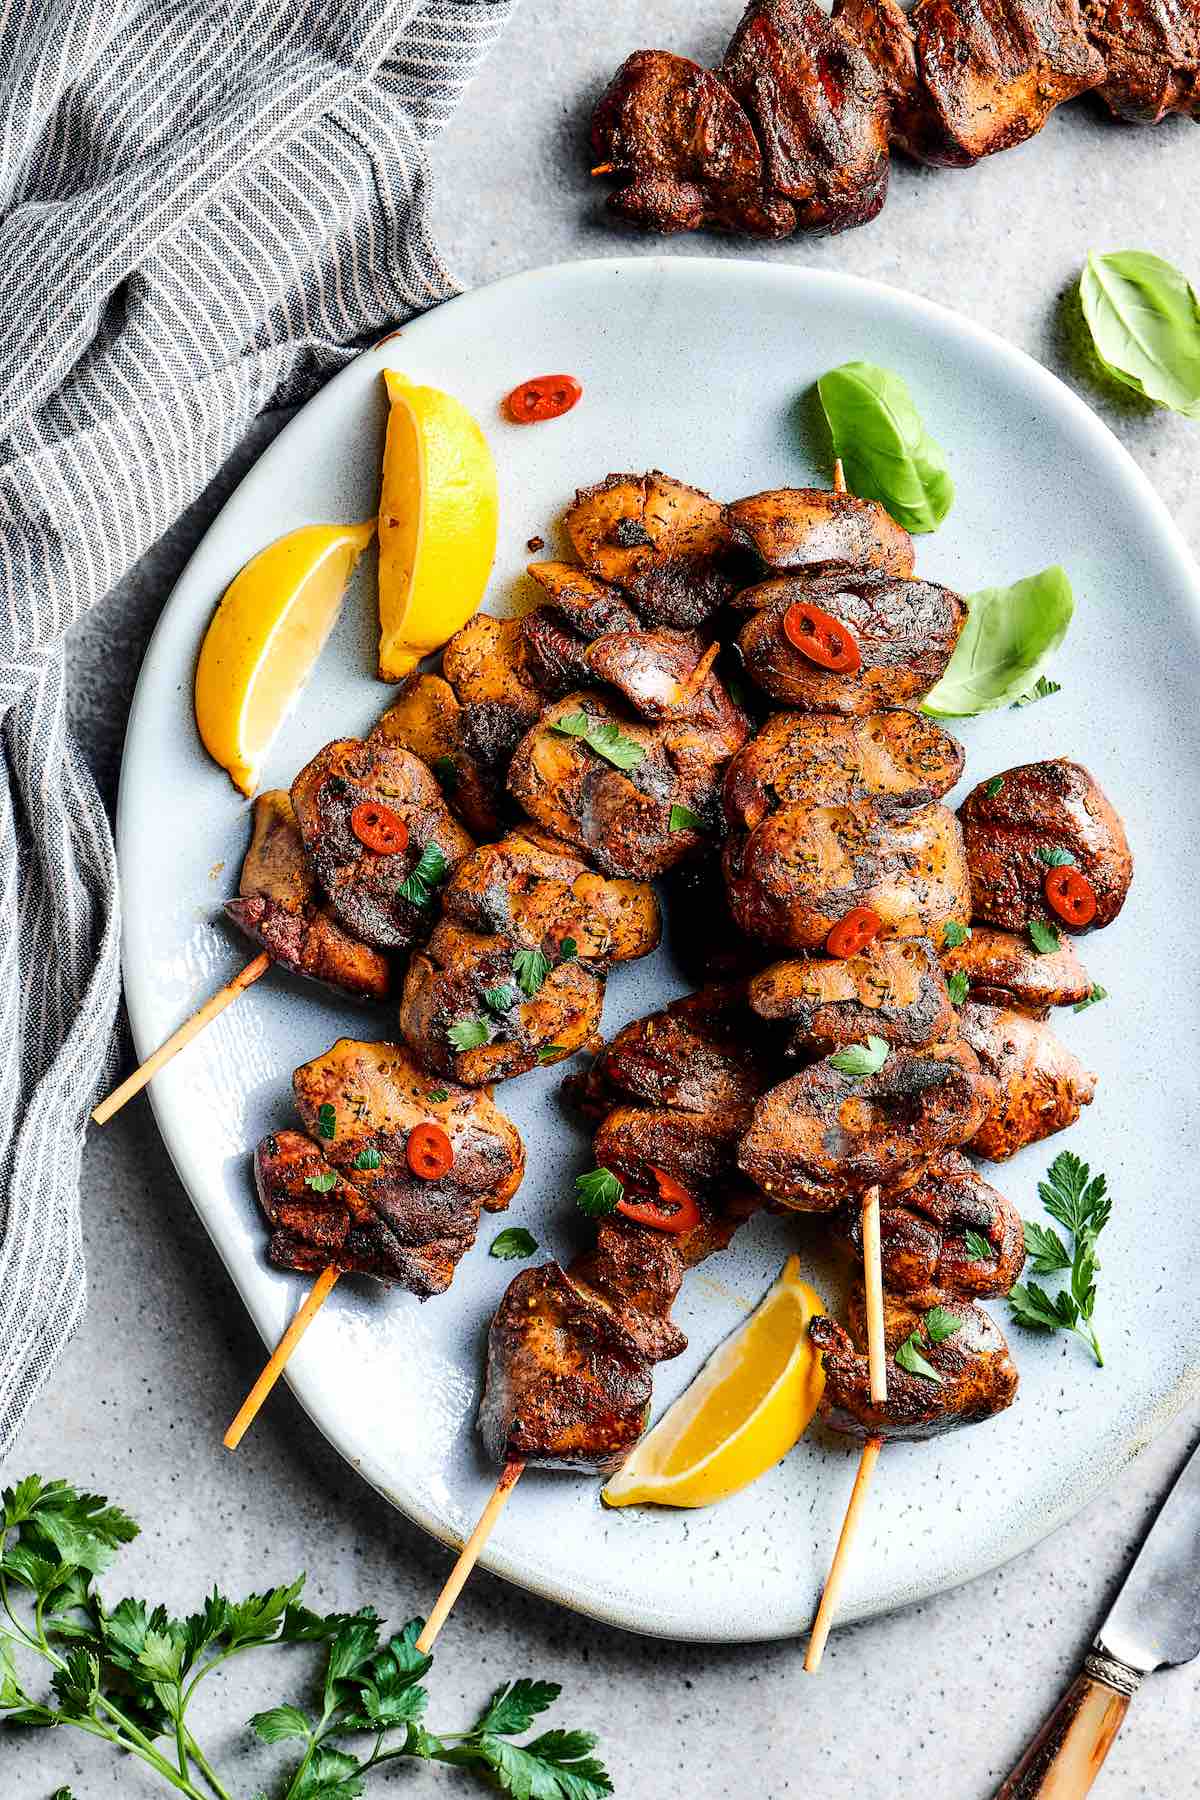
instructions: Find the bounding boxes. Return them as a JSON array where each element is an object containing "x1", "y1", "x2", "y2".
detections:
[{"x1": 0, "y1": 0, "x2": 515, "y2": 1455}]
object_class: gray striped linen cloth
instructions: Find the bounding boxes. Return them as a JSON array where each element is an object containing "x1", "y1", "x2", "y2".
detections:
[{"x1": 0, "y1": 0, "x2": 515, "y2": 1456}]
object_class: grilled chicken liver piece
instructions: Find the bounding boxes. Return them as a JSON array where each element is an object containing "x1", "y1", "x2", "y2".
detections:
[
  {"x1": 590, "y1": 50, "x2": 797, "y2": 239},
  {"x1": 569, "y1": 1218, "x2": 689, "y2": 1362},
  {"x1": 841, "y1": 1150, "x2": 1025, "y2": 1302},
  {"x1": 371, "y1": 676, "x2": 502, "y2": 841},
  {"x1": 253, "y1": 1129, "x2": 405, "y2": 1279},
  {"x1": 810, "y1": 1290, "x2": 1019, "y2": 1440},
  {"x1": 478, "y1": 1261, "x2": 657, "y2": 1472},
  {"x1": 727, "y1": 486, "x2": 914, "y2": 580},
  {"x1": 225, "y1": 791, "x2": 392, "y2": 1002},
  {"x1": 400, "y1": 918, "x2": 605, "y2": 1085},
  {"x1": 749, "y1": 938, "x2": 953, "y2": 1050},
  {"x1": 576, "y1": 987, "x2": 775, "y2": 1124},
  {"x1": 291, "y1": 738, "x2": 473, "y2": 952},
  {"x1": 291, "y1": 1039, "x2": 524, "y2": 1296},
  {"x1": 1082, "y1": 0, "x2": 1200, "y2": 120},
  {"x1": 441, "y1": 825, "x2": 661, "y2": 965},
  {"x1": 583, "y1": 627, "x2": 727, "y2": 723},
  {"x1": 958, "y1": 1001, "x2": 1097, "y2": 1160},
  {"x1": 508, "y1": 690, "x2": 747, "y2": 879},
  {"x1": 723, "y1": 796, "x2": 972, "y2": 951},
  {"x1": 723, "y1": 709, "x2": 965, "y2": 830},
  {"x1": 719, "y1": 0, "x2": 892, "y2": 234},
  {"x1": 564, "y1": 472, "x2": 733, "y2": 627},
  {"x1": 840, "y1": 0, "x2": 1105, "y2": 166},
  {"x1": 957, "y1": 758, "x2": 1132, "y2": 932},
  {"x1": 739, "y1": 1035, "x2": 996, "y2": 1206},
  {"x1": 737, "y1": 570, "x2": 966, "y2": 712},
  {"x1": 940, "y1": 924, "x2": 1092, "y2": 1015},
  {"x1": 526, "y1": 562, "x2": 641, "y2": 639}
]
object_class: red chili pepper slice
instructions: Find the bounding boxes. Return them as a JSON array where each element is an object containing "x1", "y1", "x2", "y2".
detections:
[
  {"x1": 617, "y1": 1167, "x2": 701, "y2": 1235},
  {"x1": 825, "y1": 907, "x2": 883, "y2": 959},
  {"x1": 504, "y1": 374, "x2": 583, "y2": 425},
  {"x1": 782, "y1": 600, "x2": 861, "y2": 673},
  {"x1": 1044, "y1": 865, "x2": 1097, "y2": 928},
  {"x1": 406, "y1": 1122, "x2": 454, "y2": 1181},
  {"x1": 350, "y1": 801, "x2": 409, "y2": 855}
]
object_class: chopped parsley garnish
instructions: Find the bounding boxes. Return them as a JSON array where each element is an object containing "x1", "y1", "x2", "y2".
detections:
[
  {"x1": 558, "y1": 936, "x2": 578, "y2": 962},
  {"x1": 353, "y1": 1147, "x2": 382, "y2": 1172},
  {"x1": 447, "y1": 1016, "x2": 491, "y2": 1053},
  {"x1": 1009, "y1": 1150, "x2": 1110, "y2": 1366},
  {"x1": 489, "y1": 1227, "x2": 539, "y2": 1261},
  {"x1": 1028, "y1": 918, "x2": 1062, "y2": 955},
  {"x1": 829, "y1": 1035, "x2": 889, "y2": 1078},
  {"x1": 550, "y1": 710, "x2": 645, "y2": 772},
  {"x1": 483, "y1": 985, "x2": 517, "y2": 1016},
  {"x1": 427, "y1": 1087, "x2": 450, "y2": 1103},
  {"x1": 946, "y1": 970, "x2": 969, "y2": 1008},
  {"x1": 513, "y1": 947, "x2": 551, "y2": 998},
  {"x1": 536, "y1": 1045, "x2": 566, "y2": 1064},
  {"x1": 895, "y1": 1307, "x2": 962, "y2": 1383},
  {"x1": 942, "y1": 920, "x2": 971, "y2": 949},
  {"x1": 575, "y1": 1168, "x2": 624, "y2": 1216},
  {"x1": 315, "y1": 1103, "x2": 336, "y2": 1141},
  {"x1": 668, "y1": 803, "x2": 706, "y2": 833},
  {"x1": 984, "y1": 775, "x2": 1005, "y2": 797},
  {"x1": 1073, "y1": 983, "x2": 1109, "y2": 1013},
  {"x1": 304, "y1": 1170, "x2": 338, "y2": 1192},
  {"x1": 397, "y1": 842, "x2": 448, "y2": 908},
  {"x1": 1011, "y1": 675, "x2": 1062, "y2": 708},
  {"x1": 963, "y1": 1230, "x2": 993, "y2": 1263},
  {"x1": 1035, "y1": 846, "x2": 1076, "y2": 867}
]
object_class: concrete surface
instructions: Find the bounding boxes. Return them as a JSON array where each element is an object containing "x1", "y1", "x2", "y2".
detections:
[{"x1": 6, "y1": 2, "x2": 1200, "y2": 1794}]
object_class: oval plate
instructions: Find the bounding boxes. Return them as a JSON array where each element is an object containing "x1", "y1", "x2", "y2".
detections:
[{"x1": 119, "y1": 258, "x2": 1200, "y2": 1642}]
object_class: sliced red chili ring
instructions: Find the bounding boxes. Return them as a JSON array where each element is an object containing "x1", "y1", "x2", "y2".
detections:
[
  {"x1": 782, "y1": 600, "x2": 861, "y2": 673},
  {"x1": 350, "y1": 801, "x2": 409, "y2": 855},
  {"x1": 504, "y1": 374, "x2": 583, "y2": 425},
  {"x1": 1044, "y1": 865, "x2": 1097, "y2": 928},
  {"x1": 616, "y1": 1167, "x2": 701, "y2": 1235},
  {"x1": 406, "y1": 1122, "x2": 454, "y2": 1181},
  {"x1": 825, "y1": 906, "x2": 883, "y2": 959}
]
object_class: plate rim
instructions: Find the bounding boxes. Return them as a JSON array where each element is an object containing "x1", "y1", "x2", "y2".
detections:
[{"x1": 116, "y1": 254, "x2": 1200, "y2": 1642}]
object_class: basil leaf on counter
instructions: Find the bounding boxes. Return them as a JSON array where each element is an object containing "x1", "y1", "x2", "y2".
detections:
[
  {"x1": 1080, "y1": 250, "x2": 1200, "y2": 418},
  {"x1": 922, "y1": 567, "x2": 1074, "y2": 718},
  {"x1": 817, "y1": 361, "x2": 954, "y2": 533}
]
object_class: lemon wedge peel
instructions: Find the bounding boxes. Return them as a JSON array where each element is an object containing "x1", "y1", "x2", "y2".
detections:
[
  {"x1": 601, "y1": 1255, "x2": 826, "y2": 1511},
  {"x1": 194, "y1": 520, "x2": 374, "y2": 797},
  {"x1": 377, "y1": 370, "x2": 499, "y2": 683}
]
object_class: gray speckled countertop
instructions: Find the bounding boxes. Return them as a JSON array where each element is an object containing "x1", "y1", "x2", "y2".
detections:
[{"x1": 8, "y1": 4, "x2": 1200, "y2": 1795}]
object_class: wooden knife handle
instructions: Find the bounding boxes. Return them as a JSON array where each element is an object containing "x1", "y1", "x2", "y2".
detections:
[{"x1": 996, "y1": 1651, "x2": 1143, "y2": 1799}]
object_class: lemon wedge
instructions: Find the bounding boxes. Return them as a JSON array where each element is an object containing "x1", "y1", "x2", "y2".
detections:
[
  {"x1": 377, "y1": 370, "x2": 499, "y2": 682},
  {"x1": 195, "y1": 521, "x2": 374, "y2": 796},
  {"x1": 602, "y1": 1256, "x2": 825, "y2": 1510}
]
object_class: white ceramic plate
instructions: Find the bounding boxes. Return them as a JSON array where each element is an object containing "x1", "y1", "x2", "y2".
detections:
[{"x1": 119, "y1": 258, "x2": 1200, "y2": 1642}]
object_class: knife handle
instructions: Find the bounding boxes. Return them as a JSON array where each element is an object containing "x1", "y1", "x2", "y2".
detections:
[{"x1": 995, "y1": 1652, "x2": 1142, "y2": 1799}]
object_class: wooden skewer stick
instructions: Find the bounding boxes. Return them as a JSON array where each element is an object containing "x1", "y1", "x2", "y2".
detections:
[
  {"x1": 861, "y1": 1184, "x2": 887, "y2": 1404},
  {"x1": 92, "y1": 952, "x2": 272, "y2": 1126},
  {"x1": 223, "y1": 1264, "x2": 341, "y2": 1450},
  {"x1": 803, "y1": 1434, "x2": 883, "y2": 1674},
  {"x1": 832, "y1": 457, "x2": 847, "y2": 494},
  {"x1": 416, "y1": 1459, "x2": 526, "y2": 1654},
  {"x1": 590, "y1": 162, "x2": 614, "y2": 176}
]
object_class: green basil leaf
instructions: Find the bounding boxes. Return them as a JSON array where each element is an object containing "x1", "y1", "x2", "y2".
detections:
[
  {"x1": 923, "y1": 567, "x2": 1074, "y2": 718},
  {"x1": 489, "y1": 1228, "x2": 539, "y2": 1262},
  {"x1": 1080, "y1": 250, "x2": 1200, "y2": 418},
  {"x1": 817, "y1": 361, "x2": 954, "y2": 533}
]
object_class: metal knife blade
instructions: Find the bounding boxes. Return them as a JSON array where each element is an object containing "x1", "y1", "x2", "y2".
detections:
[{"x1": 1095, "y1": 1434, "x2": 1200, "y2": 1673}]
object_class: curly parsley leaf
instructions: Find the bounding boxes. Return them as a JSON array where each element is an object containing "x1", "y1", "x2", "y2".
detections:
[
  {"x1": 447, "y1": 1017, "x2": 491, "y2": 1053},
  {"x1": 398, "y1": 843, "x2": 448, "y2": 909},
  {"x1": 829, "y1": 1035, "x2": 889, "y2": 1078},
  {"x1": 1028, "y1": 918, "x2": 1062, "y2": 955},
  {"x1": 963, "y1": 1230, "x2": 993, "y2": 1263},
  {"x1": 1074, "y1": 983, "x2": 1109, "y2": 1013},
  {"x1": 513, "y1": 948, "x2": 551, "y2": 998},
  {"x1": 941, "y1": 921, "x2": 971, "y2": 949},
  {"x1": 668, "y1": 803, "x2": 706, "y2": 833},
  {"x1": 575, "y1": 1168, "x2": 623, "y2": 1217},
  {"x1": 550, "y1": 711, "x2": 645, "y2": 772},
  {"x1": 490, "y1": 1228, "x2": 539, "y2": 1262}
]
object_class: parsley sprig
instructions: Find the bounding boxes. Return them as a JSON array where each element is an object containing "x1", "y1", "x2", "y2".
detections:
[
  {"x1": 575, "y1": 1168, "x2": 623, "y2": 1217},
  {"x1": 0, "y1": 1476, "x2": 611, "y2": 1800},
  {"x1": 550, "y1": 711, "x2": 645, "y2": 772},
  {"x1": 894, "y1": 1306, "x2": 962, "y2": 1383},
  {"x1": 1009, "y1": 1151, "x2": 1110, "y2": 1366}
]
